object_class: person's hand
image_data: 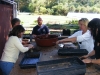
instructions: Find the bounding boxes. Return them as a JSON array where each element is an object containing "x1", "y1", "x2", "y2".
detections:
[
  {"x1": 33, "y1": 35, "x2": 37, "y2": 38},
  {"x1": 82, "y1": 58, "x2": 92, "y2": 63},
  {"x1": 28, "y1": 44, "x2": 34, "y2": 49},
  {"x1": 56, "y1": 40, "x2": 60, "y2": 44},
  {"x1": 80, "y1": 55, "x2": 89, "y2": 59}
]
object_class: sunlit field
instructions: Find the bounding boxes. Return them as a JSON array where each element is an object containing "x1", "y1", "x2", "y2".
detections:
[{"x1": 17, "y1": 12, "x2": 100, "y2": 34}]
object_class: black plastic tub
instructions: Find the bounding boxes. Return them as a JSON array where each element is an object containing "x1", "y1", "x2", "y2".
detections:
[
  {"x1": 19, "y1": 49, "x2": 40, "y2": 69},
  {"x1": 25, "y1": 48, "x2": 40, "y2": 58},
  {"x1": 36, "y1": 57, "x2": 86, "y2": 75},
  {"x1": 58, "y1": 48, "x2": 88, "y2": 56},
  {"x1": 58, "y1": 36, "x2": 68, "y2": 40}
]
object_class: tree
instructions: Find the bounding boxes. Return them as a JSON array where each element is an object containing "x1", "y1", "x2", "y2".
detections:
[
  {"x1": 15, "y1": 0, "x2": 31, "y2": 12},
  {"x1": 14, "y1": 0, "x2": 100, "y2": 14}
]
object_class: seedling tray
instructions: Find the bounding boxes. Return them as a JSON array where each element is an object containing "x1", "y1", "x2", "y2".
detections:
[
  {"x1": 36, "y1": 57, "x2": 86, "y2": 75},
  {"x1": 58, "y1": 48, "x2": 88, "y2": 56},
  {"x1": 19, "y1": 51, "x2": 40, "y2": 69}
]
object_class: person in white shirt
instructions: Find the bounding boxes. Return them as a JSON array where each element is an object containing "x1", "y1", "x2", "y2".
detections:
[
  {"x1": 0, "y1": 25, "x2": 34, "y2": 75},
  {"x1": 56, "y1": 18, "x2": 94, "y2": 53}
]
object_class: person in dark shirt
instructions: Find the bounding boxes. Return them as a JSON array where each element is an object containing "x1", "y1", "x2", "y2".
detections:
[
  {"x1": 32, "y1": 17, "x2": 50, "y2": 37},
  {"x1": 81, "y1": 18, "x2": 100, "y2": 64}
]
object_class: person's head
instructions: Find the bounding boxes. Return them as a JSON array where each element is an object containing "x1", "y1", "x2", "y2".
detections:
[
  {"x1": 11, "y1": 18, "x2": 20, "y2": 28},
  {"x1": 88, "y1": 18, "x2": 100, "y2": 42},
  {"x1": 78, "y1": 18, "x2": 89, "y2": 31},
  {"x1": 9, "y1": 25, "x2": 25, "y2": 38},
  {"x1": 37, "y1": 17, "x2": 43, "y2": 26}
]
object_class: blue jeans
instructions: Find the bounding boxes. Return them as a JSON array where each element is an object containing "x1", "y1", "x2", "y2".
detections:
[{"x1": 0, "y1": 61, "x2": 14, "y2": 75}]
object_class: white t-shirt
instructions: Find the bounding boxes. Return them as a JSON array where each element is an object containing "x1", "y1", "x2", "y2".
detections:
[
  {"x1": 1, "y1": 36, "x2": 29, "y2": 63},
  {"x1": 69, "y1": 30, "x2": 94, "y2": 53}
]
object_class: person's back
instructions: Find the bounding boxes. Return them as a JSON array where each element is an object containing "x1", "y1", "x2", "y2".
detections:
[
  {"x1": 1, "y1": 36, "x2": 28, "y2": 62},
  {"x1": 0, "y1": 25, "x2": 33, "y2": 75}
]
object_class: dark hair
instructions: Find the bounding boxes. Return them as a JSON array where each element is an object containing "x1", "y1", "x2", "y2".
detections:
[
  {"x1": 88, "y1": 18, "x2": 100, "y2": 42},
  {"x1": 9, "y1": 25, "x2": 25, "y2": 37},
  {"x1": 11, "y1": 18, "x2": 20, "y2": 27}
]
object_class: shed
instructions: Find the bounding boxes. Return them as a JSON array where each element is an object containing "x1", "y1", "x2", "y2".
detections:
[
  {"x1": 0, "y1": 0, "x2": 17, "y2": 73},
  {"x1": 0, "y1": 0, "x2": 17, "y2": 65}
]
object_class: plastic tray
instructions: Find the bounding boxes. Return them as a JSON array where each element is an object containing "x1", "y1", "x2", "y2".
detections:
[
  {"x1": 19, "y1": 51, "x2": 40, "y2": 69},
  {"x1": 58, "y1": 48, "x2": 88, "y2": 56},
  {"x1": 36, "y1": 57, "x2": 86, "y2": 75}
]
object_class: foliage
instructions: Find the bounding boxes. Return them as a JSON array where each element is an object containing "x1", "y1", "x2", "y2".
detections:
[
  {"x1": 14, "y1": 0, "x2": 100, "y2": 15},
  {"x1": 47, "y1": 23, "x2": 79, "y2": 29},
  {"x1": 66, "y1": 19, "x2": 79, "y2": 25}
]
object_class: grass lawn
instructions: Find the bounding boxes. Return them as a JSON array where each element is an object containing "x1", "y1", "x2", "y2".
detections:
[{"x1": 17, "y1": 14, "x2": 79, "y2": 34}]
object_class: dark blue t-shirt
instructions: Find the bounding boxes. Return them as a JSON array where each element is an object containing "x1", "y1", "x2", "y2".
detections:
[{"x1": 32, "y1": 25, "x2": 49, "y2": 35}]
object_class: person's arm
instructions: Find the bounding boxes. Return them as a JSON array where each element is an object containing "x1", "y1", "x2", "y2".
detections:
[
  {"x1": 82, "y1": 58, "x2": 96, "y2": 64},
  {"x1": 91, "y1": 59, "x2": 100, "y2": 64},
  {"x1": 81, "y1": 50, "x2": 100, "y2": 64},
  {"x1": 76, "y1": 30, "x2": 91, "y2": 42},
  {"x1": 45, "y1": 25, "x2": 50, "y2": 34},
  {"x1": 56, "y1": 31, "x2": 80, "y2": 44},
  {"x1": 82, "y1": 57, "x2": 100, "y2": 64},
  {"x1": 56, "y1": 30, "x2": 91, "y2": 44},
  {"x1": 14, "y1": 37, "x2": 33, "y2": 52},
  {"x1": 88, "y1": 50, "x2": 95, "y2": 57},
  {"x1": 32, "y1": 27, "x2": 37, "y2": 38},
  {"x1": 57, "y1": 37, "x2": 77, "y2": 44},
  {"x1": 68, "y1": 31, "x2": 80, "y2": 38},
  {"x1": 81, "y1": 50, "x2": 95, "y2": 59}
]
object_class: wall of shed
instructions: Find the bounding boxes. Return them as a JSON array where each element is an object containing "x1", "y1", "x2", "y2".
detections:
[{"x1": 0, "y1": 4, "x2": 13, "y2": 58}]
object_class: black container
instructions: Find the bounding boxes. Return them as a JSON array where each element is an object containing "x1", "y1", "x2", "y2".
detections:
[
  {"x1": 23, "y1": 34, "x2": 31, "y2": 39},
  {"x1": 58, "y1": 48, "x2": 88, "y2": 56},
  {"x1": 19, "y1": 49, "x2": 40, "y2": 69},
  {"x1": 25, "y1": 48, "x2": 40, "y2": 58},
  {"x1": 36, "y1": 57, "x2": 86, "y2": 75},
  {"x1": 58, "y1": 36, "x2": 68, "y2": 40}
]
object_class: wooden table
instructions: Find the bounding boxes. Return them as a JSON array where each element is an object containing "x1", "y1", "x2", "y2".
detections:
[{"x1": 10, "y1": 44, "x2": 100, "y2": 75}]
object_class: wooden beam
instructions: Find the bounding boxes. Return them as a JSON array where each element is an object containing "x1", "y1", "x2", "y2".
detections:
[{"x1": 2, "y1": 0, "x2": 15, "y2": 4}]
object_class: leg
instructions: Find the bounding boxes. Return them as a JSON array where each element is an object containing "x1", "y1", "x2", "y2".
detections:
[{"x1": 0, "y1": 61, "x2": 14, "y2": 75}]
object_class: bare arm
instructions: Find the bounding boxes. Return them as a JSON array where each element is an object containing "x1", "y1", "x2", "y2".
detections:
[
  {"x1": 57, "y1": 37, "x2": 77, "y2": 44},
  {"x1": 82, "y1": 58, "x2": 100, "y2": 64},
  {"x1": 81, "y1": 50, "x2": 95, "y2": 59},
  {"x1": 88, "y1": 50, "x2": 95, "y2": 57},
  {"x1": 81, "y1": 50, "x2": 100, "y2": 64},
  {"x1": 91, "y1": 59, "x2": 100, "y2": 64}
]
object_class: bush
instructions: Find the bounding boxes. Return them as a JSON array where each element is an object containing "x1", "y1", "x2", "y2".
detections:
[
  {"x1": 68, "y1": 5, "x2": 75, "y2": 12},
  {"x1": 66, "y1": 19, "x2": 79, "y2": 25},
  {"x1": 52, "y1": 3, "x2": 68, "y2": 15},
  {"x1": 47, "y1": 8, "x2": 54, "y2": 15},
  {"x1": 39, "y1": 7, "x2": 47, "y2": 14},
  {"x1": 75, "y1": 6, "x2": 81, "y2": 12},
  {"x1": 80, "y1": 6, "x2": 87, "y2": 13}
]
